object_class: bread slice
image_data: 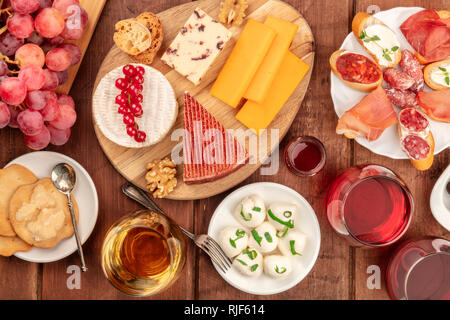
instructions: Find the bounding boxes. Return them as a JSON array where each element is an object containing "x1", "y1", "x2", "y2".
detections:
[
  {"x1": 114, "y1": 19, "x2": 152, "y2": 56},
  {"x1": 330, "y1": 49, "x2": 383, "y2": 92},
  {"x1": 128, "y1": 12, "x2": 163, "y2": 65},
  {"x1": 424, "y1": 59, "x2": 450, "y2": 90},
  {"x1": 352, "y1": 12, "x2": 401, "y2": 68}
]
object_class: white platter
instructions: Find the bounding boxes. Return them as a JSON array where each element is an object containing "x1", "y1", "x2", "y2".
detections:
[
  {"x1": 330, "y1": 7, "x2": 450, "y2": 159},
  {"x1": 208, "y1": 182, "x2": 321, "y2": 295},
  {"x1": 6, "y1": 151, "x2": 99, "y2": 263}
]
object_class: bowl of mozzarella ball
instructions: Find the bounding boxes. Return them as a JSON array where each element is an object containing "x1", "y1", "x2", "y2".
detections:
[{"x1": 218, "y1": 195, "x2": 308, "y2": 280}]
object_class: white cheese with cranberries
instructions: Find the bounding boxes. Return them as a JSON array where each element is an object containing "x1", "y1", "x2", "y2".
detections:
[
  {"x1": 161, "y1": 8, "x2": 231, "y2": 85},
  {"x1": 93, "y1": 64, "x2": 178, "y2": 148}
]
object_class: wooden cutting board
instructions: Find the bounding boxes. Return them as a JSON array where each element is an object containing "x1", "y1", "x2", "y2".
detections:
[
  {"x1": 57, "y1": 0, "x2": 107, "y2": 94},
  {"x1": 92, "y1": 0, "x2": 315, "y2": 200}
]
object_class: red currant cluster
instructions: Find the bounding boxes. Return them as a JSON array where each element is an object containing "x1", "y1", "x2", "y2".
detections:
[{"x1": 115, "y1": 64, "x2": 146, "y2": 143}]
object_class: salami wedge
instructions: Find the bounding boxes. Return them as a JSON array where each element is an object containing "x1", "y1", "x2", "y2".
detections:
[
  {"x1": 385, "y1": 87, "x2": 418, "y2": 109},
  {"x1": 400, "y1": 50, "x2": 424, "y2": 92},
  {"x1": 384, "y1": 68, "x2": 416, "y2": 91}
]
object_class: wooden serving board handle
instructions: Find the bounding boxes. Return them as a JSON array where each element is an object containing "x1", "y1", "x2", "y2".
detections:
[{"x1": 56, "y1": 0, "x2": 107, "y2": 95}]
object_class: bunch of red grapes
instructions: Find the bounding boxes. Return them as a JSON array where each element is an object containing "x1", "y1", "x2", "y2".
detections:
[
  {"x1": 0, "y1": 0, "x2": 88, "y2": 150},
  {"x1": 115, "y1": 64, "x2": 146, "y2": 143}
]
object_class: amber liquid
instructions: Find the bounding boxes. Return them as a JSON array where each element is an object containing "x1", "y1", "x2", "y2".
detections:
[{"x1": 120, "y1": 227, "x2": 171, "y2": 278}]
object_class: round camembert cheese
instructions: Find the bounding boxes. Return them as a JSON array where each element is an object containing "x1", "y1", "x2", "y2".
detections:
[{"x1": 93, "y1": 64, "x2": 178, "y2": 148}]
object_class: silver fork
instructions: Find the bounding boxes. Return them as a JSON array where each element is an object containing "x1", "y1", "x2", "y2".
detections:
[{"x1": 121, "y1": 182, "x2": 232, "y2": 273}]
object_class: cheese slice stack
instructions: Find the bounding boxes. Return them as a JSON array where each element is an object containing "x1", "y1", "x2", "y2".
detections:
[{"x1": 236, "y1": 51, "x2": 310, "y2": 135}]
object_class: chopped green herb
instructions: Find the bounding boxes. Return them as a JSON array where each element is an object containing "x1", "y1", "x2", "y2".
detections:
[
  {"x1": 359, "y1": 31, "x2": 366, "y2": 39},
  {"x1": 439, "y1": 67, "x2": 447, "y2": 72},
  {"x1": 229, "y1": 229, "x2": 246, "y2": 248},
  {"x1": 290, "y1": 240, "x2": 302, "y2": 256},
  {"x1": 276, "y1": 228, "x2": 289, "y2": 238},
  {"x1": 242, "y1": 249, "x2": 257, "y2": 260},
  {"x1": 275, "y1": 266, "x2": 287, "y2": 274},
  {"x1": 236, "y1": 259, "x2": 247, "y2": 266},
  {"x1": 250, "y1": 264, "x2": 258, "y2": 272},
  {"x1": 268, "y1": 209, "x2": 294, "y2": 229},
  {"x1": 252, "y1": 207, "x2": 261, "y2": 212},
  {"x1": 446, "y1": 76, "x2": 449, "y2": 86},
  {"x1": 264, "y1": 232, "x2": 273, "y2": 243},
  {"x1": 283, "y1": 211, "x2": 292, "y2": 218},
  {"x1": 240, "y1": 205, "x2": 252, "y2": 221},
  {"x1": 391, "y1": 46, "x2": 399, "y2": 52},
  {"x1": 251, "y1": 230, "x2": 263, "y2": 246}
]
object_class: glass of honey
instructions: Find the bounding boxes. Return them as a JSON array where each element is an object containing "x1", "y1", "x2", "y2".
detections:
[
  {"x1": 101, "y1": 210, "x2": 186, "y2": 296},
  {"x1": 284, "y1": 136, "x2": 326, "y2": 176}
]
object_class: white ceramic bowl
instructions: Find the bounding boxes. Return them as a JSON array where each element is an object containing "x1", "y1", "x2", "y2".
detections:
[
  {"x1": 6, "y1": 151, "x2": 99, "y2": 263},
  {"x1": 208, "y1": 182, "x2": 321, "y2": 295}
]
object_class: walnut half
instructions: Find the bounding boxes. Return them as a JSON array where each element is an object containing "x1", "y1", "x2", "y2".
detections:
[
  {"x1": 145, "y1": 158, "x2": 177, "y2": 198},
  {"x1": 219, "y1": 0, "x2": 248, "y2": 26}
]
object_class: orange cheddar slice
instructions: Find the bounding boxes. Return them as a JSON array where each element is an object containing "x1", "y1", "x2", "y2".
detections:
[
  {"x1": 210, "y1": 19, "x2": 276, "y2": 108},
  {"x1": 236, "y1": 51, "x2": 309, "y2": 135},
  {"x1": 244, "y1": 16, "x2": 298, "y2": 103}
]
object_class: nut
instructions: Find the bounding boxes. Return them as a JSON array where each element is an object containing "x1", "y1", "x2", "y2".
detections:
[
  {"x1": 219, "y1": 0, "x2": 248, "y2": 26},
  {"x1": 145, "y1": 158, "x2": 177, "y2": 198}
]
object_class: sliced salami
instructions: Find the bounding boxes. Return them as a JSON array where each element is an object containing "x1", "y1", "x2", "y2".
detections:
[
  {"x1": 401, "y1": 134, "x2": 431, "y2": 160},
  {"x1": 384, "y1": 68, "x2": 416, "y2": 91},
  {"x1": 400, "y1": 50, "x2": 424, "y2": 92},
  {"x1": 385, "y1": 87, "x2": 418, "y2": 109},
  {"x1": 399, "y1": 107, "x2": 429, "y2": 133}
]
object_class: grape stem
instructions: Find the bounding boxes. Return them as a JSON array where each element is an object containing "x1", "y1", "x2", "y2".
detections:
[
  {"x1": 0, "y1": 53, "x2": 18, "y2": 65},
  {"x1": 0, "y1": 7, "x2": 13, "y2": 19}
]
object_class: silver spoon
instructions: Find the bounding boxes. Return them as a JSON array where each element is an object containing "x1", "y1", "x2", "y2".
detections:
[{"x1": 51, "y1": 163, "x2": 87, "y2": 272}]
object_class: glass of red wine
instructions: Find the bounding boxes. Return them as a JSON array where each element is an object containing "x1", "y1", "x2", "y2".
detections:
[
  {"x1": 326, "y1": 165, "x2": 413, "y2": 247},
  {"x1": 284, "y1": 136, "x2": 326, "y2": 177},
  {"x1": 386, "y1": 237, "x2": 450, "y2": 300}
]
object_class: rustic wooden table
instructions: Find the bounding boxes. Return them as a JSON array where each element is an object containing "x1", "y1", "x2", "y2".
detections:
[{"x1": 0, "y1": 0, "x2": 448, "y2": 300}]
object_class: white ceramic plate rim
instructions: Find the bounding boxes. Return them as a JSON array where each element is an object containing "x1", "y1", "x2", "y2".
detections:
[
  {"x1": 330, "y1": 7, "x2": 450, "y2": 159},
  {"x1": 430, "y1": 164, "x2": 450, "y2": 231},
  {"x1": 6, "y1": 151, "x2": 99, "y2": 263},
  {"x1": 207, "y1": 182, "x2": 321, "y2": 295}
]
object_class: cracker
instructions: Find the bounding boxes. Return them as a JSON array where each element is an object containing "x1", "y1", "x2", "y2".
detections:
[
  {"x1": 9, "y1": 178, "x2": 79, "y2": 249},
  {"x1": 0, "y1": 235, "x2": 32, "y2": 257},
  {"x1": 0, "y1": 164, "x2": 38, "y2": 237},
  {"x1": 128, "y1": 12, "x2": 163, "y2": 65}
]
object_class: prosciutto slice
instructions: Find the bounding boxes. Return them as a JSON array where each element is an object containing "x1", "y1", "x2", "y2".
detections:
[
  {"x1": 336, "y1": 86, "x2": 398, "y2": 141},
  {"x1": 400, "y1": 9, "x2": 450, "y2": 63},
  {"x1": 417, "y1": 89, "x2": 450, "y2": 123}
]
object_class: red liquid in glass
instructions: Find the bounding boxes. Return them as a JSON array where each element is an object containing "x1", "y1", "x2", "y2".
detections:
[
  {"x1": 344, "y1": 177, "x2": 411, "y2": 245},
  {"x1": 406, "y1": 253, "x2": 450, "y2": 300},
  {"x1": 291, "y1": 141, "x2": 322, "y2": 172}
]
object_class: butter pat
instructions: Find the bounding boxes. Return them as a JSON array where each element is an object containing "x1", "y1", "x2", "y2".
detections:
[
  {"x1": 236, "y1": 51, "x2": 309, "y2": 135},
  {"x1": 161, "y1": 8, "x2": 231, "y2": 85}
]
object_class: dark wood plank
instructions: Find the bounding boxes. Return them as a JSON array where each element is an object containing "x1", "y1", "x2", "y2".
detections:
[
  {"x1": 196, "y1": 0, "x2": 354, "y2": 300},
  {"x1": 353, "y1": 0, "x2": 450, "y2": 300}
]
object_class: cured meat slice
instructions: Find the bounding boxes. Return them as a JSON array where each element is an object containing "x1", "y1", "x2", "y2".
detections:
[
  {"x1": 384, "y1": 68, "x2": 415, "y2": 91},
  {"x1": 385, "y1": 87, "x2": 417, "y2": 109},
  {"x1": 417, "y1": 89, "x2": 450, "y2": 123},
  {"x1": 398, "y1": 108, "x2": 429, "y2": 133},
  {"x1": 401, "y1": 134, "x2": 431, "y2": 160},
  {"x1": 400, "y1": 9, "x2": 450, "y2": 63},
  {"x1": 336, "y1": 86, "x2": 398, "y2": 141},
  {"x1": 400, "y1": 49, "x2": 424, "y2": 92},
  {"x1": 183, "y1": 92, "x2": 249, "y2": 184}
]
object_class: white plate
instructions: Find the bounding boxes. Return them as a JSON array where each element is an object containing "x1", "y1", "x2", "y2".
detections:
[
  {"x1": 6, "y1": 151, "x2": 99, "y2": 263},
  {"x1": 330, "y1": 7, "x2": 450, "y2": 159},
  {"x1": 208, "y1": 182, "x2": 321, "y2": 295},
  {"x1": 430, "y1": 165, "x2": 450, "y2": 231}
]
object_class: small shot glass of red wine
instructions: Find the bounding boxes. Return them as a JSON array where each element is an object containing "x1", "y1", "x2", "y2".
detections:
[
  {"x1": 326, "y1": 165, "x2": 413, "y2": 248},
  {"x1": 284, "y1": 136, "x2": 326, "y2": 177},
  {"x1": 386, "y1": 238, "x2": 450, "y2": 300}
]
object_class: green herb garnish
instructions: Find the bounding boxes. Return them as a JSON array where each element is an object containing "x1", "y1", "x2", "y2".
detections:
[
  {"x1": 240, "y1": 205, "x2": 252, "y2": 221},
  {"x1": 252, "y1": 207, "x2": 261, "y2": 212},
  {"x1": 251, "y1": 230, "x2": 263, "y2": 246},
  {"x1": 290, "y1": 240, "x2": 302, "y2": 256},
  {"x1": 236, "y1": 259, "x2": 247, "y2": 266},
  {"x1": 283, "y1": 211, "x2": 292, "y2": 218},
  {"x1": 250, "y1": 264, "x2": 258, "y2": 272},
  {"x1": 264, "y1": 232, "x2": 273, "y2": 243},
  {"x1": 276, "y1": 228, "x2": 289, "y2": 238},
  {"x1": 446, "y1": 76, "x2": 450, "y2": 86},
  {"x1": 439, "y1": 67, "x2": 447, "y2": 72},
  {"x1": 275, "y1": 266, "x2": 287, "y2": 274},
  {"x1": 229, "y1": 229, "x2": 246, "y2": 248},
  {"x1": 268, "y1": 209, "x2": 294, "y2": 229},
  {"x1": 242, "y1": 248, "x2": 257, "y2": 260},
  {"x1": 391, "y1": 46, "x2": 399, "y2": 52}
]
